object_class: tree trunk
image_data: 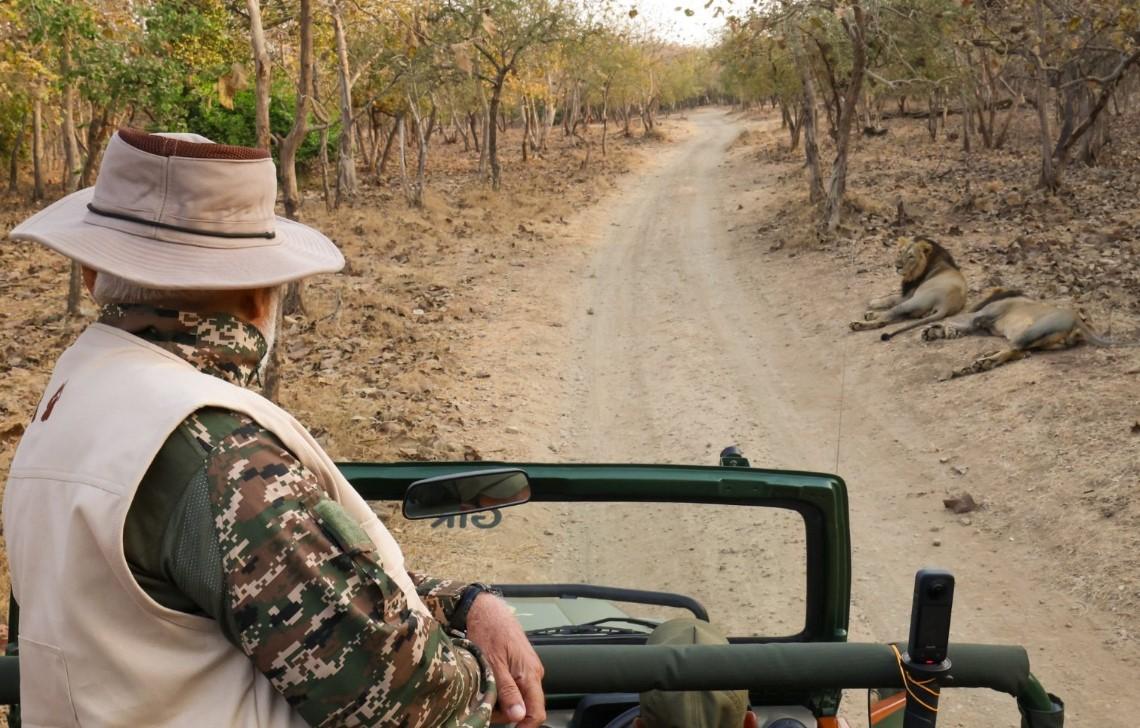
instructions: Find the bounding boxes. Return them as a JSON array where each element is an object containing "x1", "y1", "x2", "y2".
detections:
[
  {"x1": 397, "y1": 114, "x2": 411, "y2": 204},
  {"x1": 540, "y1": 74, "x2": 557, "y2": 151},
  {"x1": 488, "y1": 72, "x2": 506, "y2": 190},
  {"x1": 378, "y1": 114, "x2": 399, "y2": 175},
  {"x1": 477, "y1": 84, "x2": 490, "y2": 178},
  {"x1": 7, "y1": 115, "x2": 25, "y2": 193},
  {"x1": 79, "y1": 105, "x2": 112, "y2": 188},
  {"x1": 60, "y1": 33, "x2": 81, "y2": 193},
  {"x1": 468, "y1": 112, "x2": 480, "y2": 152},
  {"x1": 331, "y1": 0, "x2": 357, "y2": 206},
  {"x1": 32, "y1": 94, "x2": 44, "y2": 201},
  {"x1": 601, "y1": 85, "x2": 610, "y2": 157},
  {"x1": 789, "y1": 108, "x2": 802, "y2": 152},
  {"x1": 276, "y1": 0, "x2": 313, "y2": 328},
  {"x1": 521, "y1": 99, "x2": 530, "y2": 162},
  {"x1": 261, "y1": 298, "x2": 286, "y2": 401},
  {"x1": 405, "y1": 91, "x2": 428, "y2": 207},
  {"x1": 959, "y1": 84, "x2": 973, "y2": 154},
  {"x1": 824, "y1": 4, "x2": 868, "y2": 231},
  {"x1": 791, "y1": 28, "x2": 824, "y2": 205},
  {"x1": 425, "y1": 98, "x2": 438, "y2": 143},
  {"x1": 318, "y1": 126, "x2": 332, "y2": 212},
  {"x1": 246, "y1": 0, "x2": 272, "y2": 151},
  {"x1": 415, "y1": 115, "x2": 428, "y2": 204},
  {"x1": 1033, "y1": 0, "x2": 1057, "y2": 191},
  {"x1": 926, "y1": 90, "x2": 940, "y2": 141},
  {"x1": 279, "y1": 0, "x2": 314, "y2": 222},
  {"x1": 65, "y1": 262, "x2": 83, "y2": 316}
]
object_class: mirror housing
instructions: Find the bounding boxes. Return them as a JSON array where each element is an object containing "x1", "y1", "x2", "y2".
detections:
[{"x1": 402, "y1": 468, "x2": 531, "y2": 520}]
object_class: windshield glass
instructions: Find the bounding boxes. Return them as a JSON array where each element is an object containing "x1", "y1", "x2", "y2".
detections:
[{"x1": 387, "y1": 500, "x2": 807, "y2": 639}]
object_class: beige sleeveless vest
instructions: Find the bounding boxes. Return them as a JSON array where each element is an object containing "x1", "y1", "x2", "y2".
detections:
[{"x1": 4, "y1": 324, "x2": 430, "y2": 727}]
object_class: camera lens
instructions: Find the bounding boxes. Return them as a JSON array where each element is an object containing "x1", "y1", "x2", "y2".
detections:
[{"x1": 928, "y1": 582, "x2": 946, "y2": 598}]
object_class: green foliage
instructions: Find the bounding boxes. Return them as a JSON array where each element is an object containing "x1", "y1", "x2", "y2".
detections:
[{"x1": 185, "y1": 87, "x2": 333, "y2": 166}]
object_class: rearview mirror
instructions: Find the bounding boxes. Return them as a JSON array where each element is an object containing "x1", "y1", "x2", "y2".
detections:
[{"x1": 402, "y1": 468, "x2": 531, "y2": 520}]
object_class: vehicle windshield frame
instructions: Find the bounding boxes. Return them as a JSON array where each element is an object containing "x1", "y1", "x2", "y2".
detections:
[{"x1": 338, "y1": 461, "x2": 852, "y2": 645}]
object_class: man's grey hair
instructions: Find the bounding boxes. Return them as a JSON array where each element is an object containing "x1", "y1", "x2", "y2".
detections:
[{"x1": 92, "y1": 271, "x2": 233, "y2": 308}]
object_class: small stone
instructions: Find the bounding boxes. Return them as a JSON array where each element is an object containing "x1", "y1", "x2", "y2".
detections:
[
  {"x1": 943, "y1": 493, "x2": 979, "y2": 514},
  {"x1": 412, "y1": 308, "x2": 425, "y2": 316},
  {"x1": 950, "y1": 464, "x2": 969, "y2": 476},
  {"x1": 505, "y1": 426, "x2": 522, "y2": 434},
  {"x1": 939, "y1": 456, "x2": 951, "y2": 464},
  {"x1": 586, "y1": 307, "x2": 595, "y2": 315},
  {"x1": 959, "y1": 516, "x2": 972, "y2": 526},
  {"x1": 932, "y1": 539, "x2": 942, "y2": 547}
]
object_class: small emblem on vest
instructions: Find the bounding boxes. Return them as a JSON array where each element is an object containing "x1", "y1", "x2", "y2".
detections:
[{"x1": 40, "y1": 382, "x2": 67, "y2": 422}]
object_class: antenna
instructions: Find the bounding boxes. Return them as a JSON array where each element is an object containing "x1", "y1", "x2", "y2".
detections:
[{"x1": 834, "y1": 235, "x2": 860, "y2": 473}]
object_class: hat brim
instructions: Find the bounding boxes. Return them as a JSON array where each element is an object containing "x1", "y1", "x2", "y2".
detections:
[{"x1": 9, "y1": 187, "x2": 344, "y2": 290}]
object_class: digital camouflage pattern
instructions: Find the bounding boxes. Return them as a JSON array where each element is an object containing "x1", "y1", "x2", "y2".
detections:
[
  {"x1": 206, "y1": 419, "x2": 493, "y2": 727},
  {"x1": 105, "y1": 304, "x2": 495, "y2": 727},
  {"x1": 99, "y1": 304, "x2": 268, "y2": 387}
]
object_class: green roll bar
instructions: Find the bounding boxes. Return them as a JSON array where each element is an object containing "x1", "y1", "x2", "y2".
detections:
[{"x1": 0, "y1": 642, "x2": 1060, "y2": 716}]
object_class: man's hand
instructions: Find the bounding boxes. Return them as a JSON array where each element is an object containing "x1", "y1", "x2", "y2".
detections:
[{"x1": 464, "y1": 593, "x2": 546, "y2": 728}]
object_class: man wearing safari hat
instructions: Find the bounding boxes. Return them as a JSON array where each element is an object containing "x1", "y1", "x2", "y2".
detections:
[
  {"x1": 3, "y1": 130, "x2": 544, "y2": 727},
  {"x1": 636, "y1": 618, "x2": 759, "y2": 728}
]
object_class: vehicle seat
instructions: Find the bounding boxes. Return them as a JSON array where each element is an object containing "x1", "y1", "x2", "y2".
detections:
[{"x1": 569, "y1": 693, "x2": 639, "y2": 728}]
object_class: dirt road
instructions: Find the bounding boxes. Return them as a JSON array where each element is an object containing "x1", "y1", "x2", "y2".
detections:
[{"x1": 452, "y1": 109, "x2": 1138, "y2": 725}]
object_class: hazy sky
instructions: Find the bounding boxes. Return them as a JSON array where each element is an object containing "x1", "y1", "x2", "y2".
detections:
[{"x1": 620, "y1": 0, "x2": 726, "y2": 46}]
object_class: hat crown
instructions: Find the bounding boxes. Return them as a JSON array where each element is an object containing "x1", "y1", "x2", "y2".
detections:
[
  {"x1": 9, "y1": 128, "x2": 344, "y2": 290},
  {"x1": 89, "y1": 130, "x2": 278, "y2": 248}
]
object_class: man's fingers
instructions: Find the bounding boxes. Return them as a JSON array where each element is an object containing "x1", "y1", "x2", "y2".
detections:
[
  {"x1": 516, "y1": 665, "x2": 547, "y2": 728},
  {"x1": 492, "y1": 664, "x2": 527, "y2": 723}
]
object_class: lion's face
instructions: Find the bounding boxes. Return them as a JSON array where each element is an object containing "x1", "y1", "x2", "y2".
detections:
[{"x1": 895, "y1": 240, "x2": 932, "y2": 283}]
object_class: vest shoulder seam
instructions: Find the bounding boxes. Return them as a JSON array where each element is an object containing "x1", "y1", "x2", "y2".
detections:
[{"x1": 8, "y1": 468, "x2": 124, "y2": 495}]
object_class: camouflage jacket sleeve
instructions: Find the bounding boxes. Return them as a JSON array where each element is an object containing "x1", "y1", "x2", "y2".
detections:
[
  {"x1": 408, "y1": 572, "x2": 471, "y2": 628},
  {"x1": 202, "y1": 415, "x2": 495, "y2": 727}
]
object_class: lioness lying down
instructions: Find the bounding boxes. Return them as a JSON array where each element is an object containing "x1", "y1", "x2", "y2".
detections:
[
  {"x1": 922, "y1": 288, "x2": 1133, "y2": 379},
  {"x1": 850, "y1": 237, "x2": 967, "y2": 340}
]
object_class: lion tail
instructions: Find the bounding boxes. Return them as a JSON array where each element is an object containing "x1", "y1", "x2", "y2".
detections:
[{"x1": 1079, "y1": 320, "x2": 1140, "y2": 347}]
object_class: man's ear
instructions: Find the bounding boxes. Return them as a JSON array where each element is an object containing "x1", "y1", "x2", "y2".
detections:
[
  {"x1": 743, "y1": 711, "x2": 760, "y2": 728},
  {"x1": 237, "y1": 287, "x2": 275, "y2": 323},
  {"x1": 633, "y1": 718, "x2": 645, "y2": 728},
  {"x1": 82, "y1": 266, "x2": 97, "y2": 296}
]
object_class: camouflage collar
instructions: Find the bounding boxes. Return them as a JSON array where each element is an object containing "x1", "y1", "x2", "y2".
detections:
[{"x1": 98, "y1": 304, "x2": 267, "y2": 388}]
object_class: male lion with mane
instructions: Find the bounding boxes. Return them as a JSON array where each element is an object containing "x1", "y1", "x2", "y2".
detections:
[
  {"x1": 922, "y1": 288, "x2": 1135, "y2": 378},
  {"x1": 849, "y1": 237, "x2": 968, "y2": 341}
]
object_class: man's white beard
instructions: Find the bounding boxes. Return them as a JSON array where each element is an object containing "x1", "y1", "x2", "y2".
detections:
[{"x1": 254, "y1": 288, "x2": 282, "y2": 379}]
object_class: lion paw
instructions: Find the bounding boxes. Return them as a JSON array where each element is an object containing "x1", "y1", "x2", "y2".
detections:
[
  {"x1": 922, "y1": 324, "x2": 946, "y2": 341},
  {"x1": 950, "y1": 354, "x2": 996, "y2": 379},
  {"x1": 863, "y1": 311, "x2": 879, "y2": 321},
  {"x1": 948, "y1": 365, "x2": 974, "y2": 379},
  {"x1": 850, "y1": 321, "x2": 870, "y2": 331}
]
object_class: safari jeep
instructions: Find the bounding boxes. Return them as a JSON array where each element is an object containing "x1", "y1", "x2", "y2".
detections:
[{"x1": 0, "y1": 450, "x2": 1064, "y2": 727}]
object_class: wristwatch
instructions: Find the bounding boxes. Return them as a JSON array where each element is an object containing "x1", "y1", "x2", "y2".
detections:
[{"x1": 450, "y1": 582, "x2": 499, "y2": 633}]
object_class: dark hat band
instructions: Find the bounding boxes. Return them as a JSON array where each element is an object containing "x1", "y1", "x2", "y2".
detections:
[{"x1": 86, "y1": 204, "x2": 276, "y2": 240}]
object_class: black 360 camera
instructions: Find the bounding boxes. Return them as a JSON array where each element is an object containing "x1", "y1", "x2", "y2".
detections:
[{"x1": 907, "y1": 569, "x2": 955, "y2": 665}]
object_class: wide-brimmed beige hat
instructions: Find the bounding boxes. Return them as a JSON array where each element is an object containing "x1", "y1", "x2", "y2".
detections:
[{"x1": 9, "y1": 129, "x2": 344, "y2": 290}]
